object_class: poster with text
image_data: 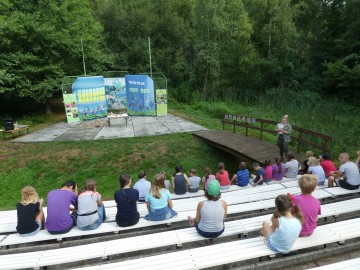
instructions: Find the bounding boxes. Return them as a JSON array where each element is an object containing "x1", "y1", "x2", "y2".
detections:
[
  {"x1": 72, "y1": 76, "x2": 107, "y2": 120},
  {"x1": 125, "y1": 75, "x2": 156, "y2": 116},
  {"x1": 156, "y1": 89, "x2": 167, "y2": 116},
  {"x1": 104, "y1": 78, "x2": 127, "y2": 110},
  {"x1": 63, "y1": 93, "x2": 80, "y2": 123}
]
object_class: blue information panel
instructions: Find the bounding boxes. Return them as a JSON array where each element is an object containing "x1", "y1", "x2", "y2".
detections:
[
  {"x1": 72, "y1": 76, "x2": 107, "y2": 120},
  {"x1": 125, "y1": 75, "x2": 156, "y2": 116}
]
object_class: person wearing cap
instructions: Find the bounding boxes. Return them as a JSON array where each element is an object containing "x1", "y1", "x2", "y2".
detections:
[
  {"x1": 276, "y1": 115, "x2": 292, "y2": 161},
  {"x1": 319, "y1": 154, "x2": 337, "y2": 177},
  {"x1": 187, "y1": 180, "x2": 227, "y2": 243}
]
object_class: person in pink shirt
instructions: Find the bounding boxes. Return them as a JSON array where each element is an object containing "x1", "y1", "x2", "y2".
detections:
[
  {"x1": 202, "y1": 167, "x2": 216, "y2": 191},
  {"x1": 215, "y1": 162, "x2": 231, "y2": 190},
  {"x1": 292, "y1": 174, "x2": 321, "y2": 237},
  {"x1": 263, "y1": 160, "x2": 273, "y2": 183},
  {"x1": 319, "y1": 154, "x2": 337, "y2": 177}
]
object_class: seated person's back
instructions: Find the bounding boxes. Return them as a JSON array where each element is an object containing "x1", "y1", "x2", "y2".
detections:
[
  {"x1": 272, "y1": 158, "x2": 285, "y2": 180},
  {"x1": 188, "y1": 169, "x2": 201, "y2": 192},
  {"x1": 319, "y1": 154, "x2": 337, "y2": 177},
  {"x1": 115, "y1": 174, "x2": 140, "y2": 227},
  {"x1": 46, "y1": 181, "x2": 78, "y2": 234},
  {"x1": 172, "y1": 164, "x2": 190, "y2": 195},
  {"x1": 285, "y1": 154, "x2": 299, "y2": 178},
  {"x1": 233, "y1": 162, "x2": 250, "y2": 186},
  {"x1": 133, "y1": 171, "x2": 151, "y2": 202}
]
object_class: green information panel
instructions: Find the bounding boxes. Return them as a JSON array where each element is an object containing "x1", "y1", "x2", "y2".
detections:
[
  {"x1": 63, "y1": 93, "x2": 80, "y2": 123},
  {"x1": 156, "y1": 89, "x2": 167, "y2": 116}
]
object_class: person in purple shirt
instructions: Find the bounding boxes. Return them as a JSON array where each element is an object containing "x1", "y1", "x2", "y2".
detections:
[
  {"x1": 272, "y1": 157, "x2": 285, "y2": 181},
  {"x1": 46, "y1": 181, "x2": 78, "y2": 234}
]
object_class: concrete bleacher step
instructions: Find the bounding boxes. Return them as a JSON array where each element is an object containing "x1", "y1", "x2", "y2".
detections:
[
  {"x1": 73, "y1": 217, "x2": 360, "y2": 270},
  {"x1": 2, "y1": 198, "x2": 360, "y2": 269},
  {"x1": 306, "y1": 257, "x2": 360, "y2": 270},
  {"x1": 1, "y1": 186, "x2": 357, "y2": 247}
]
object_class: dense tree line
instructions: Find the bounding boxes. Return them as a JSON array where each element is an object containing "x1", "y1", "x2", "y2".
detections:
[{"x1": 1, "y1": 0, "x2": 360, "y2": 111}]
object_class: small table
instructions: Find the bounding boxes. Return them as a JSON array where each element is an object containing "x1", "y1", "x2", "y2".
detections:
[
  {"x1": 107, "y1": 115, "x2": 129, "y2": 127},
  {"x1": 0, "y1": 125, "x2": 30, "y2": 139}
]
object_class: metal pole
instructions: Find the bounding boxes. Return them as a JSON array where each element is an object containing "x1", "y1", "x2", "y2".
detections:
[
  {"x1": 148, "y1": 36, "x2": 152, "y2": 78},
  {"x1": 81, "y1": 38, "x2": 87, "y2": 76}
]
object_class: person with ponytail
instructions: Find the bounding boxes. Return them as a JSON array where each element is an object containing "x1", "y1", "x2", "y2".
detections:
[
  {"x1": 202, "y1": 167, "x2": 216, "y2": 191},
  {"x1": 114, "y1": 174, "x2": 140, "y2": 227},
  {"x1": 293, "y1": 174, "x2": 321, "y2": 237},
  {"x1": 261, "y1": 194, "x2": 303, "y2": 254},
  {"x1": 272, "y1": 157, "x2": 285, "y2": 181},
  {"x1": 144, "y1": 173, "x2": 177, "y2": 221},
  {"x1": 77, "y1": 179, "x2": 106, "y2": 231}
]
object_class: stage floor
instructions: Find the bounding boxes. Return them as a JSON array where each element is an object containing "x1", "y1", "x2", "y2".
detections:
[{"x1": 12, "y1": 114, "x2": 207, "y2": 143}]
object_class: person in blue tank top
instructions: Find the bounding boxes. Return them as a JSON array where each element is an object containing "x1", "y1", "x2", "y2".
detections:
[{"x1": 261, "y1": 194, "x2": 304, "y2": 254}]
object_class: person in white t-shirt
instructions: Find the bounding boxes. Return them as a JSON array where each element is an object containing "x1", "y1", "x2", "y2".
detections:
[
  {"x1": 284, "y1": 154, "x2": 299, "y2": 179},
  {"x1": 328, "y1": 153, "x2": 360, "y2": 190}
]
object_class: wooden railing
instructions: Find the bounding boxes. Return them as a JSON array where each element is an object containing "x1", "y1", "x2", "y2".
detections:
[{"x1": 221, "y1": 114, "x2": 332, "y2": 154}]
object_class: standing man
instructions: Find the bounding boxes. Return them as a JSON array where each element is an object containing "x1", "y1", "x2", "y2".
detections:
[
  {"x1": 328, "y1": 153, "x2": 360, "y2": 190},
  {"x1": 276, "y1": 115, "x2": 292, "y2": 161},
  {"x1": 46, "y1": 181, "x2": 78, "y2": 234}
]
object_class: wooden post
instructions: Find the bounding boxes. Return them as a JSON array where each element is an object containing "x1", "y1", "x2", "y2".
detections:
[
  {"x1": 245, "y1": 122, "x2": 248, "y2": 136},
  {"x1": 260, "y1": 122, "x2": 264, "y2": 140},
  {"x1": 233, "y1": 121, "x2": 236, "y2": 133},
  {"x1": 297, "y1": 130, "x2": 303, "y2": 153}
]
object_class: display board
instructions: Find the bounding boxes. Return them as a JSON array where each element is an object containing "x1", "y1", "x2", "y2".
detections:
[
  {"x1": 72, "y1": 76, "x2": 107, "y2": 120},
  {"x1": 63, "y1": 94, "x2": 80, "y2": 123},
  {"x1": 156, "y1": 89, "x2": 167, "y2": 116},
  {"x1": 125, "y1": 75, "x2": 156, "y2": 116},
  {"x1": 104, "y1": 77, "x2": 127, "y2": 110}
]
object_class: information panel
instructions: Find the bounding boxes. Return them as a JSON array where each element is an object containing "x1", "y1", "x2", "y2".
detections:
[
  {"x1": 125, "y1": 75, "x2": 156, "y2": 116},
  {"x1": 63, "y1": 93, "x2": 80, "y2": 123},
  {"x1": 156, "y1": 89, "x2": 167, "y2": 116}
]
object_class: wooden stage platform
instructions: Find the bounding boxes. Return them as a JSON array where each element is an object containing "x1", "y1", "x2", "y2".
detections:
[{"x1": 192, "y1": 130, "x2": 306, "y2": 163}]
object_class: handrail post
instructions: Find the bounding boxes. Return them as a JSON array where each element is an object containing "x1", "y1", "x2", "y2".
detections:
[
  {"x1": 260, "y1": 122, "x2": 264, "y2": 140},
  {"x1": 233, "y1": 121, "x2": 236, "y2": 133},
  {"x1": 297, "y1": 131, "x2": 303, "y2": 153},
  {"x1": 245, "y1": 122, "x2": 248, "y2": 136}
]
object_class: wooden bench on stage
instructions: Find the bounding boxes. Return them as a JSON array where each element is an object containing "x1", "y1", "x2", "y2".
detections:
[
  {"x1": 107, "y1": 113, "x2": 130, "y2": 127},
  {"x1": 0, "y1": 125, "x2": 29, "y2": 139}
]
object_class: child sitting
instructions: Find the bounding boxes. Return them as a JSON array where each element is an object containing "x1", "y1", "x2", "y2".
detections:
[
  {"x1": 172, "y1": 164, "x2": 190, "y2": 195},
  {"x1": 188, "y1": 169, "x2": 201, "y2": 193},
  {"x1": 215, "y1": 162, "x2": 231, "y2": 190},
  {"x1": 261, "y1": 194, "x2": 303, "y2": 254},
  {"x1": 134, "y1": 171, "x2": 151, "y2": 202},
  {"x1": 77, "y1": 179, "x2": 106, "y2": 231},
  {"x1": 263, "y1": 159, "x2": 273, "y2": 183},
  {"x1": 231, "y1": 162, "x2": 250, "y2": 187},
  {"x1": 160, "y1": 171, "x2": 172, "y2": 191},
  {"x1": 307, "y1": 157, "x2": 326, "y2": 186},
  {"x1": 16, "y1": 186, "x2": 44, "y2": 236},
  {"x1": 202, "y1": 167, "x2": 216, "y2": 191},
  {"x1": 292, "y1": 174, "x2": 321, "y2": 237},
  {"x1": 251, "y1": 163, "x2": 265, "y2": 186},
  {"x1": 145, "y1": 173, "x2": 177, "y2": 221},
  {"x1": 272, "y1": 157, "x2": 285, "y2": 181}
]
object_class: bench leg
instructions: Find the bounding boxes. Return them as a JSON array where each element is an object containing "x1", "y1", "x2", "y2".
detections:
[
  {"x1": 125, "y1": 118, "x2": 128, "y2": 127},
  {"x1": 108, "y1": 119, "x2": 111, "y2": 128}
]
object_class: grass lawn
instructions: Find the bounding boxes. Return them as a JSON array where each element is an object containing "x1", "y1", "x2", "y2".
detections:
[{"x1": 0, "y1": 130, "x2": 240, "y2": 210}]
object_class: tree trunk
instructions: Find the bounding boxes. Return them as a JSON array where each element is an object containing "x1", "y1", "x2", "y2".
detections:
[{"x1": 45, "y1": 100, "x2": 52, "y2": 116}]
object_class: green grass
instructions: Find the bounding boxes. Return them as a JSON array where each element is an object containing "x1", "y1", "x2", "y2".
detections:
[{"x1": 0, "y1": 132, "x2": 239, "y2": 209}]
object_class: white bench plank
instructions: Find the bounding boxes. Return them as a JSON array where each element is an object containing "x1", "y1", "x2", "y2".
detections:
[
  {"x1": 325, "y1": 187, "x2": 360, "y2": 196},
  {"x1": 306, "y1": 257, "x2": 360, "y2": 270}
]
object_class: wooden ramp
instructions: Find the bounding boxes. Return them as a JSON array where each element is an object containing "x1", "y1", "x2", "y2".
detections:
[{"x1": 192, "y1": 130, "x2": 306, "y2": 163}]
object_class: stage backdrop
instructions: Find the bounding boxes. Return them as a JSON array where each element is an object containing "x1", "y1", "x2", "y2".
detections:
[
  {"x1": 104, "y1": 78, "x2": 127, "y2": 110},
  {"x1": 72, "y1": 76, "x2": 107, "y2": 121},
  {"x1": 125, "y1": 75, "x2": 156, "y2": 116}
]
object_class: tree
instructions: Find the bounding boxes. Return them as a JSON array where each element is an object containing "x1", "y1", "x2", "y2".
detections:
[{"x1": 0, "y1": 0, "x2": 112, "y2": 113}]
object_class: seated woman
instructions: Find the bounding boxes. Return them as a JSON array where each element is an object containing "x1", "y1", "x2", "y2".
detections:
[
  {"x1": 77, "y1": 179, "x2": 106, "y2": 231},
  {"x1": 16, "y1": 186, "x2": 44, "y2": 236},
  {"x1": 172, "y1": 164, "x2": 190, "y2": 195},
  {"x1": 145, "y1": 173, "x2": 177, "y2": 221},
  {"x1": 272, "y1": 157, "x2": 285, "y2": 181},
  {"x1": 114, "y1": 174, "x2": 140, "y2": 227},
  {"x1": 187, "y1": 180, "x2": 227, "y2": 244}
]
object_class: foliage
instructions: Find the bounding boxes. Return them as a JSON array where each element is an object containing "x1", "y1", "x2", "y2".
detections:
[{"x1": 0, "y1": 0, "x2": 112, "y2": 103}]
